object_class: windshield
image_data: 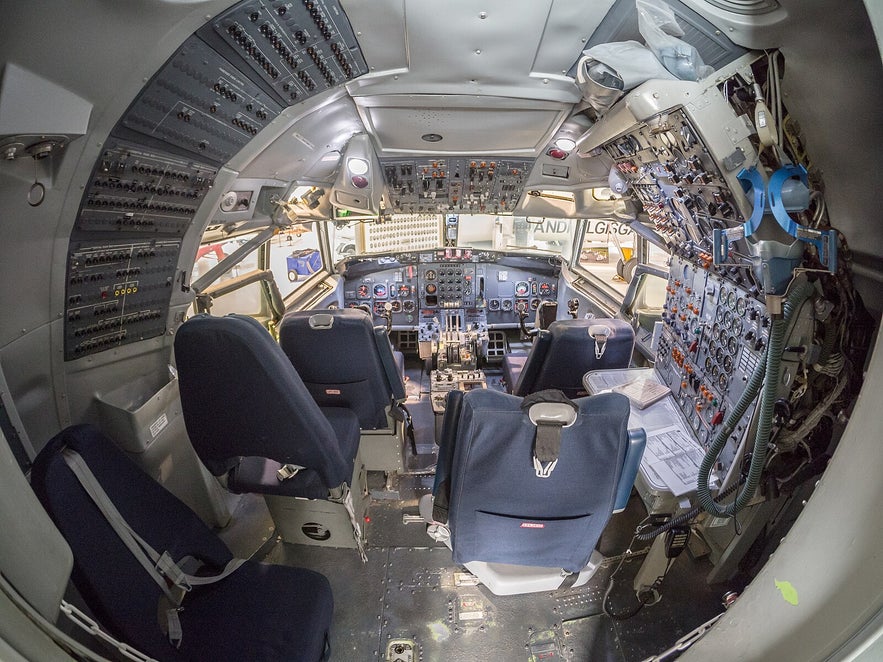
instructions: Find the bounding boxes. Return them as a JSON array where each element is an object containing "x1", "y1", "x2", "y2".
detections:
[{"x1": 330, "y1": 213, "x2": 576, "y2": 260}]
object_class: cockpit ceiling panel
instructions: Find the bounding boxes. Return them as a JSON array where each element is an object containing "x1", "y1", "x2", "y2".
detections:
[
  {"x1": 341, "y1": 0, "x2": 615, "y2": 98},
  {"x1": 357, "y1": 97, "x2": 568, "y2": 156}
]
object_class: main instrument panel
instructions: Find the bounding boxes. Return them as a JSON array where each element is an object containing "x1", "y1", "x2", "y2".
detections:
[{"x1": 340, "y1": 250, "x2": 559, "y2": 329}]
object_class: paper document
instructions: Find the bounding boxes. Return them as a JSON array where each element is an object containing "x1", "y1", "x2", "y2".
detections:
[{"x1": 642, "y1": 425, "x2": 706, "y2": 496}]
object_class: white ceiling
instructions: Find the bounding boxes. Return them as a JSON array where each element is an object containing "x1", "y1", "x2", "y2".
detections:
[{"x1": 339, "y1": 0, "x2": 617, "y2": 155}]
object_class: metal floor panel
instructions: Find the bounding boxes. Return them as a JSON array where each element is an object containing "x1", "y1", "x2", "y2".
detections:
[{"x1": 249, "y1": 364, "x2": 725, "y2": 661}]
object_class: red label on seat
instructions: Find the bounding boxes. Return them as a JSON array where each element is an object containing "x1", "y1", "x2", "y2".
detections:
[
  {"x1": 325, "y1": 389, "x2": 341, "y2": 395},
  {"x1": 520, "y1": 522, "x2": 544, "y2": 529}
]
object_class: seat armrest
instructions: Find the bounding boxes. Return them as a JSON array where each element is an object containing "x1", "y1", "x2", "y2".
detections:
[
  {"x1": 511, "y1": 330, "x2": 551, "y2": 396},
  {"x1": 373, "y1": 327, "x2": 407, "y2": 401},
  {"x1": 613, "y1": 428, "x2": 646, "y2": 513}
]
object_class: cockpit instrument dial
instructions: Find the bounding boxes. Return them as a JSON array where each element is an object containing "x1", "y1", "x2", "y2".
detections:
[
  {"x1": 389, "y1": 300, "x2": 402, "y2": 313},
  {"x1": 539, "y1": 282, "x2": 552, "y2": 296},
  {"x1": 424, "y1": 269, "x2": 437, "y2": 281},
  {"x1": 357, "y1": 284, "x2": 370, "y2": 299},
  {"x1": 514, "y1": 281, "x2": 530, "y2": 296},
  {"x1": 373, "y1": 283, "x2": 388, "y2": 298}
]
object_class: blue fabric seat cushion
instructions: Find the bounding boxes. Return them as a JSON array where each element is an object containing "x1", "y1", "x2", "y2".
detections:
[
  {"x1": 178, "y1": 560, "x2": 333, "y2": 662},
  {"x1": 230, "y1": 406, "x2": 360, "y2": 497}
]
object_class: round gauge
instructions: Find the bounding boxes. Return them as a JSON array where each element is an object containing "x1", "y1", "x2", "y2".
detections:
[
  {"x1": 373, "y1": 283, "x2": 388, "y2": 298},
  {"x1": 402, "y1": 300, "x2": 416, "y2": 313},
  {"x1": 712, "y1": 365, "x2": 720, "y2": 378},
  {"x1": 389, "y1": 300, "x2": 402, "y2": 313},
  {"x1": 715, "y1": 308, "x2": 725, "y2": 323},
  {"x1": 373, "y1": 302, "x2": 387, "y2": 316},
  {"x1": 425, "y1": 283, "x2": 437, "y2": 295},
  {"x1": 730, "y1": 318, "x2": 743, "y2": 335},
  {"x1": 723, "y1": 355, "x2": 734, "y2": 373},
  {"x1": 715, "y1": 347, "x2": 724, "y2": 362},
  {"x1": 398, "y1": 284, "x2": 411, "y2": 297},
  {"x1": 723, "y1": 310, "x2": 733, "y2": 328},
  {"x1": 719, "y1": 374, "x2": 728, "y2": 389},
  {"x1": 539, "y1": 282, "x2": 552, "y2": 296},
  {"x1": 357, "y1": 284, "x2": 370, "y2": 299},
  {"x1": 514, "y1": 281, "x2": 530, "y2": 297},
  {"x1": 727, "y1": 336, "x2": 738, "y2": 355},
  {"x1": 705, "y1": 357, "x2": 713, "y2": 372},
  {"x1": 727, "y1": 290, "x2": 737, "y2": 308},
  {"x1": 424, "y1": 269, "x2": 437, "y2": 281},
  {"x1": 735, "y1": 297, "x2": 747, "y2": 316},
  {"x1": 530, "y1": 298, "x2": 540, "y2": 310},
  {"x1": 488, "y1": 299, "x2": 501, "y2": 311},
  {"x1": 501, "y1": 299, "x2": 513, "y2": 311}
]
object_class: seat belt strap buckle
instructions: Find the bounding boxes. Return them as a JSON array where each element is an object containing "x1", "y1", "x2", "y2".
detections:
[{"x1": 276, "y1": 464, "x2": 303, "y2": 481}]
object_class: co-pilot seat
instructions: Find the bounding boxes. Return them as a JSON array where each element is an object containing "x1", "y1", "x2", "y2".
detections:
[
  {"x1": 174, "y1": 313, "x2": 367, "y2": 551},
  {"x1": 279, "y1": 308, "x2": 410, "y2": 473},
  {"x1": 423, "y1": 388, "x2": 645, "y2": 595},
  {"x1": 503, "y1": 318, "x2": 635, "y2": 398}
]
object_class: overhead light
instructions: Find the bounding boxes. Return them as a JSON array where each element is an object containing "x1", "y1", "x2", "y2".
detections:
[
  {"x1": 347, "y1": 157, "x2": 369, "y2": 175},
  {"x1": 554, "y1": 137, "x2": 576, "y2": 152}
]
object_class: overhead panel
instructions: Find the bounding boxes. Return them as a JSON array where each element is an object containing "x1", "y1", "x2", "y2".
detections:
[{"x1": 382, "y1": 157, "x2": 534, "y2": 214}]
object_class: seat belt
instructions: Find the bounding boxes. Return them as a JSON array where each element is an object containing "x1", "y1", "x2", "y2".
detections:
[{"x1": 61, "y1": 448, "x2": 245, "y2": 648}]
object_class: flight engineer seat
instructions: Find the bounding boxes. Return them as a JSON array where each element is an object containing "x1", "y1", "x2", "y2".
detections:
[
  {"x1": 174, "y1": 313, "x2": 368, "y2": 552},
  {"x1": 279, "y1": 307, "x2": 411, "y2": 472},
  {"x1": 422, "y1": 388, "x2": 645, "y2": 595},
  {"x1": 502, "y1": 317, "x2": 635, "y2": 398},
  {"x1": 30, "y1": 424, "x2": 334, "y2": 661}
]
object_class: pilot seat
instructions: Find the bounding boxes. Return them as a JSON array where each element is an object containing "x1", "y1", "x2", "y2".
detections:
[
  {"x1": 279, "y1": 307, "x2": 411, "y2": 473},
  {"x1": 503, "y1": 317, "x2": 635, "y2": 397},
  {"x1": 174, "y1": 313, "x2": 368, "y2": 552},
  {"x1": 422, "y1": 388, "x2": 645, "y2": 595}
]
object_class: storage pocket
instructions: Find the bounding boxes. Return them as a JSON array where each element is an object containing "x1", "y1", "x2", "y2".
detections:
[{"x1": 471, "y1": 511, "x2": 593, "y2": 567}]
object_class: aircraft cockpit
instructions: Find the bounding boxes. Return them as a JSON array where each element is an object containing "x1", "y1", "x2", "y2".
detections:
[{"x1": 1, "y1": 0, "x2": 882, "y2": 660}]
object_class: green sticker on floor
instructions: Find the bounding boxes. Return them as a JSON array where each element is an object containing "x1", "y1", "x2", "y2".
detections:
[{"x1": 775, "y1": 579, "x2": 799, "y2": 606}]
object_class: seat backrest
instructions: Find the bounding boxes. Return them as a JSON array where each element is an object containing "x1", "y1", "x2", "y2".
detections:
[
  {"x1": 513, "y1": 318, "x2": 634, "y2": 398},
  {"x1": 30, "y1": 424, "x2": 232, "y2": 660},
  {"x1": 442, "y1": 389, "x2": 632, "y2": 573},
  {"x1": 174, "y1": 313, "x2": 350, "y2": 489},
  {"x1": 278, "y1": 308, "x2": 405, "y2": 429}
]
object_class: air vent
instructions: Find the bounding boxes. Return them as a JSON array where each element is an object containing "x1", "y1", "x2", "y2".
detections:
[{"x1": 702, "y1": 0, "x2": 780, "y2": 15}]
